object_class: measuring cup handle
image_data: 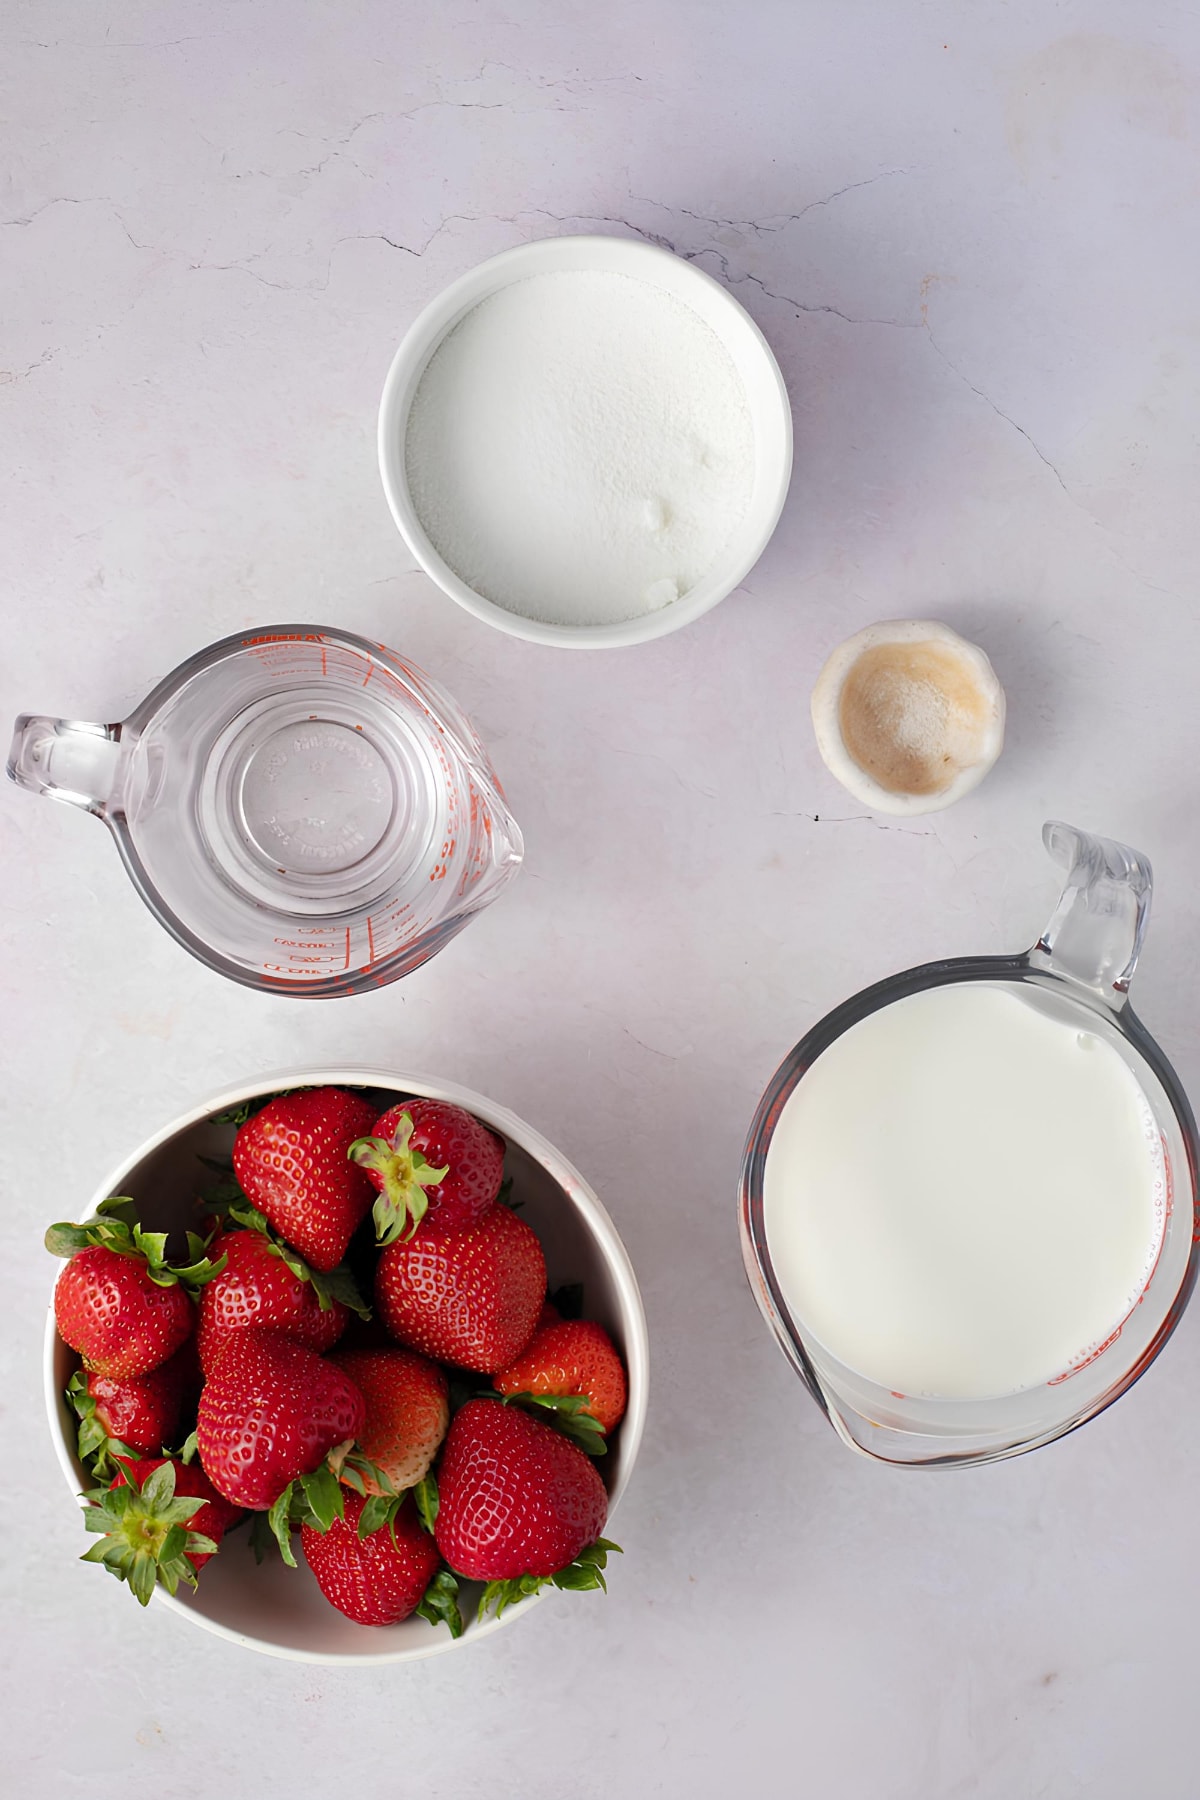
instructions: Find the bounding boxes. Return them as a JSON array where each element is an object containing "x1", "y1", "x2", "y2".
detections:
[
  {"x1": 6, "y1": 715, "x2": 121, "y2": 816},
  {"x1": 1027, "y1": 819, "x2": 1152, "y2": 1008}
]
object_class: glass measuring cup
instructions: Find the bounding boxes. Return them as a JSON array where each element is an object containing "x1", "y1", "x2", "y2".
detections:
[
  {"x1": 7, "y1": 627, "x2": 522, "y2": 996},
  {"x1": 739, "y1": 821, "x2": 1200, "y2": 1466}
]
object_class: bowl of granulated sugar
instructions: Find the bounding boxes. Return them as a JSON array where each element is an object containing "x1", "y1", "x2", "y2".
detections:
[{"x1": 379, "y1": 236, "x2": 792, "y2": 648}]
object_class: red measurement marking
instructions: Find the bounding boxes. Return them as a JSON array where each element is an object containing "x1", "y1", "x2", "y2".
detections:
[
  {"x1": 362, "y1": 660, "x2": 374, "y2": 689},
  {"x1": 343, "y1": 927, "x2": 351, "y2": 970},
  {"x1": 242, "y1": 633, "x2": 322, "y2": 646},
  {"x1": 321, "y1": 645, "x2": 327, "y2": 678},
  {"x1": 366, "y1": 915, "x2": 376, "y2": 965}
]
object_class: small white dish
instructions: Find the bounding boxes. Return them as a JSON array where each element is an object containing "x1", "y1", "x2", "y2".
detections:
[
  {"x1": 810, "y1": 619, "x2": 1006, "y2": 816},
  {"x1": 378, "y1": 235, "x2": 793, "y2": 649},
  {"x1": 44, "y1": 1065, "x2": 648, "y2": 1664}
]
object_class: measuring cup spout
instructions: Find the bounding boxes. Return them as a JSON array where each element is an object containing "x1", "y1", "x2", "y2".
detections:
[
  {"x1": 6, "y1": 715, "x2": 121, "y2": 817},
  {"x1": 1028, "y1": 819, "x2": 1152, "y2": 1008}
]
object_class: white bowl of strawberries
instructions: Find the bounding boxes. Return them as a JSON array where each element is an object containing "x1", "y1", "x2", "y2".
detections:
[{"x1": 43, "y1": 1068, "x2": 647, "y2": 1663}]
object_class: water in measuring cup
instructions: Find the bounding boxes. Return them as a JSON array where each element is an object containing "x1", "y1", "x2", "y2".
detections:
[
  {"x1": 113, "y1": 633, "x2": 502, "y2": 988},
  {"x1": 762, "y1": 984, "x2": 1167, "y2": 1399}
]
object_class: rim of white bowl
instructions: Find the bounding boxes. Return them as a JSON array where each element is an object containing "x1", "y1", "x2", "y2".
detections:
[
  {"x1": 44, "y1": 1065, "x2": 649, "y2": 1665},
  {"x1": 378, "y1": 233, "x2": 793, "y2": 649}
]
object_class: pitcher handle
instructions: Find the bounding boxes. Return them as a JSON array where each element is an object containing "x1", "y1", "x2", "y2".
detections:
[
  {"x1": 6, "y1": 715, "x2": 121, "y2": 817},
  {"x1": 1027, "y1": 819, "x2": 1152, "y2": 1009}
]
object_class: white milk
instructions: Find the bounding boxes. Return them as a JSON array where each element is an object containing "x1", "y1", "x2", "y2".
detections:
[{"x1": 762, "y1": 983, "x2": 1165, "y2": 1399}]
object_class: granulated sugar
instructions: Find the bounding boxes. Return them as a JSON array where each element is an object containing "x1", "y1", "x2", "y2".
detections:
[{"x1": 404, "y1": 270, "x2": 755, "y2": 628}]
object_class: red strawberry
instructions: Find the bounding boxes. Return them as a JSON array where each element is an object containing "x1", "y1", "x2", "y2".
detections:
[
  {"x1": 301, "y1": 1490, "x2": 440, "y2": 1626},
  {"x1": 53, "y1": 1247, "x2": 196, "y2": 1379},
  {"x1": 330, "y1": 1348, "x2": 448, "y2": 1494},
  {"x1": 350, "y1": 1099, "x2": 505, "y2": 1242},
  {"x1": 493, "y1": 1319, "x2": 628, "y2": 1435},
  {"x1": 196, "y1": 1330, "x2": 365, "y2": 1509},
  {"x1": 197, "y1": 1230, "x2": 348, "y2": 1373},
  {"x1": 81, "y1": 1456, "x2": 244, "y2": 1605},
  {"x1": 435, "y1": 1400, "x2": 608, "y2": 1584},
  {"x1": 70, "y1": 1339, "x2": 198, "y2": 1463},
  {"x1": 375, "y1": 1203, "x2": 545, "y2": 1374},
  {"x1": 47, "y1": 1197, "x2": 222, "y2": 1379},
  {"x1": 232, "y1": 1087, "x2": 379, "y2": 1272}
]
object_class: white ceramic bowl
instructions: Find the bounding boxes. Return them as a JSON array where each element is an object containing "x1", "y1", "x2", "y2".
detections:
[
  {"x1": 378, "y1": 234, "x2": 793, "y2": 649},
  {"x1": 44, "y1": 1066, "x2": 648, "y2": 1664}
]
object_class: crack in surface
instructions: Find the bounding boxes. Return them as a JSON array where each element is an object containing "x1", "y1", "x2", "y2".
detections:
[
  {"x1": 921, "y1": 323, "x2": 1073, "y2": 496},
  {"x1": 771, "y1": 812, "x2": 935, "y2": 838},
  {"x1": 0, "y1": 347, "x2": 57, "y2": 384},
  {"x1": 630, "y1": 169, "x2": 908, "y2": 237},
  {"x1": 682, "y1": 246, "x2": 920, "y2": 329}
]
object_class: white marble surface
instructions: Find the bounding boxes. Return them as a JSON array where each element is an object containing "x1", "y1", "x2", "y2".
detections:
[{"x1": 4, "y1": 3, "x2": 1200, "y2": 1794}]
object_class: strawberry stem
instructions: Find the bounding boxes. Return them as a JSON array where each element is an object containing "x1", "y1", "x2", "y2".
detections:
[
  {"x1": 348, "y1": 1113, "x2": 449, "y2": 1244},
  {"x1": 417, "y1": 1568, "x2": 464, "y2": 1638},
  {"x1": 495, "y1": 1391, "x2": 608, "y2": 1457},
  {"x1": 45, "y1": 1195, "x2": 227, "y2": 1292},
  {"x1": 476, "y1": 1539, "x2": 622, "y2": 1621},
  {"x1": 79, "y1": 1461, "x2": 218, "y2": 1606},
  {"x1": 202, "y1": 1190, "x2": 372, "y2": 1319}
]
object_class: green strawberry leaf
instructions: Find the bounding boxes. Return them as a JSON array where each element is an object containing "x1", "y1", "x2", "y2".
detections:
[
  {"x1": 247, "y1": 1511, "x2": 279, "y2": 1565},
  {"x1": 352, "y1": 1114, "x2": 449, "y2": 1247},
  {"x1": 199, "y1": 1193, "x2": 371, "y2": 1320},
  {"x1": 299, "y1": 1463, "x2": 346, "y2": 1534},
  {"x1": 67, "y1": 1370, "x2": 111, "y2": 1470},
  {"x1": 412, "y1": 1474, "x2": 439, "y2": 1535},
  {"x1": 337, "y1": 1450, "x2": 396, "y2": 1499},
  {"x1": 47, "y1": 1198, "x2": 226, "y2": 1291},
  {"x1": 267, "y1": 1484, "x2": 298, "y2": 1567},
  {"x1": 356, "y1": 1493, "x2": 398, "y2": 1540},
  {"x1": 476, "y1": 1540, "x2": 622, "y2": 1617},
  {"x1": 497, "y1": 1391, "x2": 608, "y2": 1457},
  {"x1": 477, "y1": 1572, "x2": 546, "y2": 1621},
  {"x1": 309, "y1": 1260, "x2": 371, "y2": 1320},
  {"x1": 207, "y1": 1087, "x2": 310, "y2": 1127},
  {"x1": 417, "y1": 1568, "x2": 464, "y2": 1638},
  {"x1": 177, "y1": 1429, "x2": 200, "y2": 1465},
  {"x1": 134, "y1": 1228, "x2": 170, "y2": 1266},
  {"x1": 208, "y1": 1100, "x2": 256, "y2": 1126},
  {"x1": 44, "y1": 1222, "x2": 99, "y2": 1258},
  {"x1": 95, "y1": 1195, "x2": 141, "y2": 1227},
  {"x1": 496, "y1": 1174, "x2": 520, "y2": 1211},
  {"x1": 75, "y1": 1458, "x2": 215, "y2": 1607}
]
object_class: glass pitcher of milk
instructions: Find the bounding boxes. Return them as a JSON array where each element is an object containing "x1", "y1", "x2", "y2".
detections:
[{"x1": 739, "y1": 821, "x2": 1199, "y2": 1466}]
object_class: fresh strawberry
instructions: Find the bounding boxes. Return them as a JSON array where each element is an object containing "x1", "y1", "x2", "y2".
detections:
[
  {"x1": 69, "y1": 1338, "x2": 199, "y2": 1469},
  {"x1": 331, "y1": 1348, "x2": 448, "y2": 1494},
  {"x1": 494, "y1": 1320, "x2": 628, "y2": 1435},
  {"x1": 374, "y1": 1203, "x2": 545, "y2": 1374},
  {"x1": 350, "y1": 1099, "x2": 505, "y2": 1242},
  {"x1": 197, "y1": 1230, "x2": 349, "y2": 1373},
  {"x1": 232, "y1": 1087, "x2": 379, "y2": 1272},
  {"x1": 48, "y1": 1192, "x2": 227, "y2": 1381},
  {"x1": 80, "y1": 1456, "x2": 244, "y2": 1605},
  {"x1": 196, "y1": 1329, "x2": 365, "y2": 1510},
  {"x1": 434, "y1": 1400, "x2": 616, "y2": 1615},
  {"x1": 301, "y1": 1490, "x2": 440, "y2": 1626}
]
